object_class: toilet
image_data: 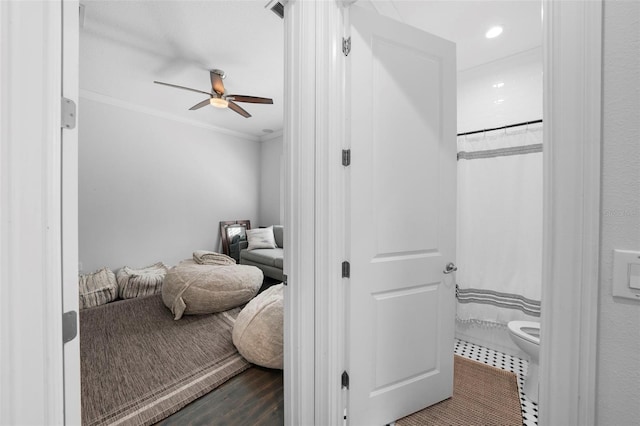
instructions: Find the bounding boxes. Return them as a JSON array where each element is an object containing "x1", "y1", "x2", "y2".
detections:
[{"x1": 507, "y1": 320, "x2": 540, "y2": 403}]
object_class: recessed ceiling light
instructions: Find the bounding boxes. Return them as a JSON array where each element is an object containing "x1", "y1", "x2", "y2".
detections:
[
  {"x1": 485, "y1": 26, "x2": 503, "y2": 39},
  {"x1": 494, "y1": 99, "x2": 505, "y2": 105},
  {"x1": 492, "y1": 82, "x2": 505, "y2": 88}
]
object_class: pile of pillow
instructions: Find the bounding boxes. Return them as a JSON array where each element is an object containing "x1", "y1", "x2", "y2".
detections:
[
  {"x1": 78, "y1": 255, "x2": 264, "y2": 315},
  {"x1": 78, "y1": 262, "x2": 169, "y2": 309}
]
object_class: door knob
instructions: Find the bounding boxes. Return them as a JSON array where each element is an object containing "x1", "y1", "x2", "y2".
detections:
[{"x1": 443, "y1": 262, "x2": 457, "y2": 274}]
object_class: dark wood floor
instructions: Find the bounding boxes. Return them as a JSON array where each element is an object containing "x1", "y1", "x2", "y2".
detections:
[
  {"x1": 156, "y1": 366, "x2": 284, "y2": 426},
  {"x1": 258, "y1": 276, "x2": 282, "y2": 294}
]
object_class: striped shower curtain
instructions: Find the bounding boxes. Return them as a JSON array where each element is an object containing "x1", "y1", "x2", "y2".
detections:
[{"x1": 456, "y1": 124, "x2": 543, "y2": 325}]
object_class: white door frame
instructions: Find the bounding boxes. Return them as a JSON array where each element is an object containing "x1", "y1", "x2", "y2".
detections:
[
  {"x1": 539, "y1": 1, "x2": 601, "y2": 424},
  {"x1": 0, "y1": 1, "x2": 66, "y2": 424},
  {"x1": 61, "y1": 0, "x2": 82, "y2": 424},
  {"x1": 282, "y1": 1, "x2": 347, "y2": 424},
  {"x1": 285, "y1": 0, "x2": 602, "y2": 425},
  {"x1": 282, "y1": 1, "x2": 320, "y2": 424}
]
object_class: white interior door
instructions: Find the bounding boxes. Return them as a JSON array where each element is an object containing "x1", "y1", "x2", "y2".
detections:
[{"x1": 347, "y1": 6, "x2": 457, "y2": 425}]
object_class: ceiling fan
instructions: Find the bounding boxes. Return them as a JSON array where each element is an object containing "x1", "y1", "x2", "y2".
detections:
[{"x1": 154, "y1": 69, "x2": 273, "y2": 118}]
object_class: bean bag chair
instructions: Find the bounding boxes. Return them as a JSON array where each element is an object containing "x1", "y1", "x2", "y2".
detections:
[
  {"x1": 232, "y1": 283, "x2": 283, "y2": 369},
  {"x1": 162, "y1": 259, "x2": 263, "y2": 320}
]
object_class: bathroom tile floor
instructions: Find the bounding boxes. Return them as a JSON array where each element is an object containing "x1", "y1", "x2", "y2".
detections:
[{"x1": 455, "y1": 339, "x2": 539, "y2": 426}]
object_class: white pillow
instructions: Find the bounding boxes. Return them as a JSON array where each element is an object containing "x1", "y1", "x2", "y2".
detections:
[{"x1": 246, "y1": 226, "x2": 277, "y2": 251}]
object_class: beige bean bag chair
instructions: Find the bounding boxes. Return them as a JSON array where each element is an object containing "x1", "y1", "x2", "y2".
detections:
[
  {"x1": 162, "y1": 259, "x2": 263, "y2": 320},
  {"x1": 232, "y1": 283, "x2": 283, "y2": 369}
]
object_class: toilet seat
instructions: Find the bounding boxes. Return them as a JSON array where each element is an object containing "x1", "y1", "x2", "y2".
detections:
[{"x1": 507, "y1": 320, "x2": 540, "y2": 345}]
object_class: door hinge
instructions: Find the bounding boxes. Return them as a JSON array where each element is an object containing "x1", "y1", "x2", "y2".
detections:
[
  {"x1": 62, "y1": 310, "x2": 78, "y2": 344},
  {"x1": 342, "y1": 149, "x2": 351, "y2": 167},
  {"x1": 342, "y1": 36, "x2": 351, "y2": 56},
  {"x1": 283, "y1": 274, "x2": 288, "y2": 286},
  {"x1": 341, "y1": 370, "x2": 350, "y2": 389},
  {"x1": 342, "y1": 261, "x2": 350, "y2": 278},
  {"x1": 61, "y1": 97, "x2": 76, "y2": 129}
]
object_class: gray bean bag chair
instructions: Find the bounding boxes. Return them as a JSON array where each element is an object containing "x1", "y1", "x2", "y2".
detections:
[
  {"x1": 162, "y1": 259, "x2": 263, "y2": 320},
  {"x1": 232, "y1": 283, "x2": 283, "y2": 369}
]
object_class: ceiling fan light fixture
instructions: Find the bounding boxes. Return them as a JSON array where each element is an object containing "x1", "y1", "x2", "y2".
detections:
[
  {"x1": 210, "y1": 97, "x2": 229, "y2": 108},
  {"x1": 154, "y1": 70, "x2": 272, "y2": 118}
]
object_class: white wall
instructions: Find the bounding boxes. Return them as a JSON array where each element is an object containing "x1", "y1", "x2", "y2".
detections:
[
  {"x1": 78, "y1": 97, "x2": 260, "y2": 273},
  {"x1": 258, "y1": 132, "x2": 283, "y2": 227},
  {"x1": 455, "y1": 47, "x2": 542, "y2": 356},
  {"x1": 458, "y1": 47, "x2": 542, "y2": 134},
  {"x1": 597, "y1": 1, "x2": 640, "y2": 424}
]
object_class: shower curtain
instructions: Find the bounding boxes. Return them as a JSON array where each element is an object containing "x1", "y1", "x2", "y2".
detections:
[{"x1": 456, "y1": 124, "x2": 543, "y2": 325}]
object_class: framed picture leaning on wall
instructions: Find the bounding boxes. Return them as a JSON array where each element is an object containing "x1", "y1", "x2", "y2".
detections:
[{"x1": 219, "y1": 220, "x2": 251, "y2": 262}]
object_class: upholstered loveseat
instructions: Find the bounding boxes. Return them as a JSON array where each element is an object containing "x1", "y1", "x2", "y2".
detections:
[{"x1": 239, "y1": 225, "x2": 284, "y2": 281}]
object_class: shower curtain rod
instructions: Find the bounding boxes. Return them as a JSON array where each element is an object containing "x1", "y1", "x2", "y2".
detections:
[{"x1": 457, "y1": 119, "x2": 543, "y2": 137}]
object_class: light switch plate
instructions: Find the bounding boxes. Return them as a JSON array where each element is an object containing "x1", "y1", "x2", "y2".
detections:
[
  {"x1": 629, "y1": 264, "x2": 640, "y2": 290},
  {"x1": 613, "y1": 249, "x2": 640, "y2": 301}
]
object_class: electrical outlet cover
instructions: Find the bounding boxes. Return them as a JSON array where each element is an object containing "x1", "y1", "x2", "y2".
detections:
[{"x1": 612, "y1": 249, "x2": 640, "y2": 301}]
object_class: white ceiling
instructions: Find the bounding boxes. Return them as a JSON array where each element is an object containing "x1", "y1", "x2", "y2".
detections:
[
  {"x1": 80, "y1": 0, "x2": 285, "y2": 140},
  {"x1": 80, "y1": 0, "x2": 541, "y2": 139},
  {"x1": 363, "y1": 1, "x2": 542, "y2": 71}
]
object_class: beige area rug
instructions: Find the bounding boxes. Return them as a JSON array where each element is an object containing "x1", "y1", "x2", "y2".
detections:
[
  {"x1": 397, "y1": 355, "x2": 523, "y2": 426},
  {"x1": 80, "y1": 295, "x2": 250, "y2": 426}
]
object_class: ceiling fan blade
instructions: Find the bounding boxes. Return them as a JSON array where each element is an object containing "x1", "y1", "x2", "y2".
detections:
[
  {"x1": 154, "y1": 81, "x2": 214, "y2": 96},
  {"x1": 210, "y1": 71, "x2": 226, "y2": 95},
  {"x1": 189, "y1": 98, "x2": 211, "y2": 110},
  {"x1": 227, "y1": 95, "x2": 273, "y2": 104},
  {"x1": 227, "y1": 100, "x2": 251, "y2": 118}
]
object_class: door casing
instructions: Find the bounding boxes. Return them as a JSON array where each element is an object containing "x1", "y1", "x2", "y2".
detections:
[
  {"x1": 539, "y1": 1, "x2": 601, "y2": 424},
  {"x1": 0, "y1": 1, "x2": 65, "y2": 424},
  {"x1": 62, "y1": 0, "x2": 82, "y2": 424}
]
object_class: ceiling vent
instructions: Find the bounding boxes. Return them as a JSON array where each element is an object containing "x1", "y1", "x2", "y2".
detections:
[{"x1": 265, "y1": 0, "x2": 285, "y2": 19}]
